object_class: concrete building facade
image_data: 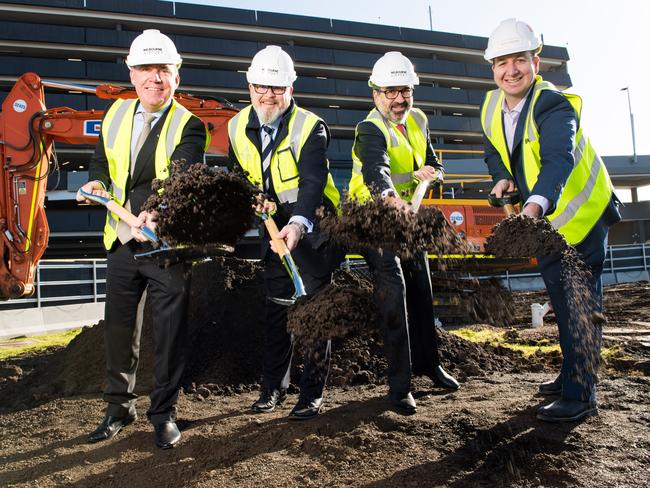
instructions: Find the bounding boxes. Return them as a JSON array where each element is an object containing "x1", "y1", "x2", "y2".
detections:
[{"x1": 0, "y1": 0, "x2": 647, "y2": 255}]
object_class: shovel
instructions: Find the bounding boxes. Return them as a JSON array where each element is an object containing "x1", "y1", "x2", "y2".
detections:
[
  {"x1": 487, "y1": 191, "x2": 521, "y2": 216},
  {"x1": 261, "y1": 212, "x2": 306, "y2": 306},
  {"x1": 410, "y1": 178, "x2": 440, "y2": 213},
  {"x1": 78, "y1": 189, "x2": 233, "y2": 264}
]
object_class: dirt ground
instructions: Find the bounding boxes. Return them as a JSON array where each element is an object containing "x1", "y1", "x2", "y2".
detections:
[{"x1": 1, "y1": 265, "x2": 649, "y2": 487}]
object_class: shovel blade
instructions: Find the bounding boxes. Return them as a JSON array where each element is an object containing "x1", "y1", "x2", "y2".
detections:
[
  {"x1": 282, "y1": 253, "x2": 306, "y2": 298},
  {"x1": 134, "y1": 243, "x2": 235, "y2": 265},
  {"x1": 268, "y1": 296, "x2": 297, "y2": 306}
]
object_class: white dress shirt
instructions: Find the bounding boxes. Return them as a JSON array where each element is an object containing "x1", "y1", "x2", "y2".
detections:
[{"x1": 501, "y1": 96, "x2": 550, "y2": 215}]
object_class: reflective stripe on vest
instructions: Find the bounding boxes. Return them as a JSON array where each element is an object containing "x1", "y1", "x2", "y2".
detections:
[
  {"x1": 349, "y1": 107, "x2": 428, "y2": 202},
  {"x1": 100, "y1": 98, "x2": 197, "y2": 249},
  {"x1": 480, "y1": 76, "x2": 613, "y2": 244},
  {"x1": 228, "y1": 104, "x2": 340, "y2": 209}
]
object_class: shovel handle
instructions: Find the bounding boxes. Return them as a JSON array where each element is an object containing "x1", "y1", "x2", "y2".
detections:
[
  {"x1": 78, "y1": 189, "x2": 158, "y2": 243},
  {"x1": 410, "y1": 179, "x2": 433, "y2": 214},
  {"x1": 487, "y1": 191, "x2": 521, "y2": 216},
  {"x1": 263, "y1": 215, "x2": 290, "y2": 258},
  {"x1": 262, "y1": 213, "x2": 306, "y2": 298}
]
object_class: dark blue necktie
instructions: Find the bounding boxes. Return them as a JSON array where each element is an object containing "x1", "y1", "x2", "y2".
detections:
[{"x1": 261, "y1": 125, "x2": 274, "y2": 191}]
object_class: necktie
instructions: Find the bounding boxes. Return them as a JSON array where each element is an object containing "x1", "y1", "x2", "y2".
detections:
[
  {"x1": 117, "y1": 112, "x2": 157, "y2": 244},
  {"x1": 131, "y1": 112, "x2": 156, "y2": 173},
  {"x1": 261, "y1": 125, "x2": 275, "y2": 191},
  {"x1": 396, "y1": 123, "x2": 407, "y2": 137}
]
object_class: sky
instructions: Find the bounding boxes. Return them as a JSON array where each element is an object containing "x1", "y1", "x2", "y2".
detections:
[{"x1": 164, "y1": 0, "x2": 649, "y2": 199}]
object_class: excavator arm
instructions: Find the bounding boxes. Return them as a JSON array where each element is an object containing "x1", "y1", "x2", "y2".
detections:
[{"x1": 0, "y1": 72, "x2": 238, "y2": 300}]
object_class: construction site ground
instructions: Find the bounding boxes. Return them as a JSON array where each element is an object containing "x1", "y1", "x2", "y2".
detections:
[{"x1": 1, "y1": 264, "x2": 649, "y2": 487}]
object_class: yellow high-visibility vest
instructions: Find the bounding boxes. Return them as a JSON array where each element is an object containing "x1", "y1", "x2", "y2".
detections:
[
  {"x1": 100, "y1": 98, "x2": 198, "y2": 249},
  {"x1": 228, "y1": 104, "x2": 340, "y2": 209},
  {"x1": 481, "y1": 75, "x2": 614, "y2": 244},
  {"x1": 349, "y1": 107, "x2": 428, "y2": 202}
]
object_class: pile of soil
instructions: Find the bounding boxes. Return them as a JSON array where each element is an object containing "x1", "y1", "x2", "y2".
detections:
[
  {"x1": 0, "y1": 260, "x2": 553, "y2": 413},
  {"x1": 2, "y1": 281, "x2": 650, "y2": 487},
  {"x1": 142, "y1": 162, "x2": 256, "y2": 246},
  {"x1": 319, "y1": 197, "x2": 467, "y2": 259},
  {"x1": 287, "y1": 269, "x2": 377, "y2": 352}
]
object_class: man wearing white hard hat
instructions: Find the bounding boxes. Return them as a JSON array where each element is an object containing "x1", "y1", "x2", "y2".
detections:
[
  {"x1": 348, "y1": 51, "x2": 459, "y2": 416},
  {"x1": 481, "y1": 19, "x2": 620, "y2": 422},
  {"x1": 228, "y1": 45, "x2": 341, "y2": 420},
  {"x1": 77, "y1": 29, "x2": 207, "y2": 447}
]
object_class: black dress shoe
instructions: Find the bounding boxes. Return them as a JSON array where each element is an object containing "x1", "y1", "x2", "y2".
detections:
[
  {"x1": 288, "y1": 397, "x2": 323, "y2": 420},
  {"x1": 537, "y1": 398, "x2": 598, "y2": 423},
  {"x1": 154, "y1": 421, "x2": 181, "y2": 449},
  {"x1": 538, "y1": 376, "x2": 562, "y2": 396},
  {"x1": 88, "y1": 412, "x2": 137, "y2": 443},
  {"x1": 251, "y1": 388, "x2": 287, "y2": 413},
  {"x1": 431, "y1": 365, "x2": 460, "y2": 390},
  {"x1": 389, "y1": 391, "x2": 417, "y2": 415}
]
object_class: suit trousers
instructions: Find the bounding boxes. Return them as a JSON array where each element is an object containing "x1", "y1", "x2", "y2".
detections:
[
  {"x1": 364, "y1": 250, "x2": 441, "y2": 394},
  {"x1": 537, "y1": 219, "x2": 608, "y2": 402},
  {"x1": 103, "y1": 240, "x2": 191, "y2": 425},
  {"x1": 262, "y1": 249, "x2": 332, "y2": 401}
]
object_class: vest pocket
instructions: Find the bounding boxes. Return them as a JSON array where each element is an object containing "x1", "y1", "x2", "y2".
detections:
[{"x1": 277, "y1": 146, "x2": 299, "y2": 182}]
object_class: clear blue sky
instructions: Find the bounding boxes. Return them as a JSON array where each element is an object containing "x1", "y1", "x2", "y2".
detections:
[{"x1": 165, "y1": 0, "x2": 650, "y2": 199}]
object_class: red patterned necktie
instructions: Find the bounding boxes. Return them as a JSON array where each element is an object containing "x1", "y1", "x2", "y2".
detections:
[{"x1": 396, "y1": 124, "x2": 406, "y2": 136}]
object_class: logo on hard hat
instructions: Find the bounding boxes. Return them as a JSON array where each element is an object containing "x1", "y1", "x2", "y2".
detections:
[
  {"x1": 142, "y1": 47, "x2": 163, "y2": 54},
  {"x1": 390, "y1": 70, "x2": 407, "y2": 76}
]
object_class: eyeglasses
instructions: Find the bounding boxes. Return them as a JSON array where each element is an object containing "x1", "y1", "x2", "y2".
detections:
[
  {"x1": 379, "y1": 87, "x2": 413, "y2": 99},
  {"x1": 252, "y1": 84, "x2": 287, "y2": 95}
]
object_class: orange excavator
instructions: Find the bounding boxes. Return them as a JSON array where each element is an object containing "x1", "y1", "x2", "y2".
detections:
[{"x1": 0, "y1": 72, "x2": 238, "y2": 300}]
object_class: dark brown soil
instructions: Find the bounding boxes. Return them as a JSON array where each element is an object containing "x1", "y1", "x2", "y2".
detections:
[
  {"x1": 486, "y1": 215, "x2": 602, "y2": 392},
  {"x1": 1, "y1": 264, "x2": 649, "y2": 487},
  {"x1": 319, "y1": 197, "x2": 468, "y2": 259},
  {"x1": 143, "y1": 161, "x2": 256, "y2": 246},
  {"x1": 287, "y1": 269, "x2": 377, "y2": 355},
  {"x1": 485, "y1": 214, "x2": 568, "y2": 258}
]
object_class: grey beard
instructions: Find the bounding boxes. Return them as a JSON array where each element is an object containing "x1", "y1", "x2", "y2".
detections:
[{"x1": 253, "y1": 105, "x2": 282, "y2": 126}]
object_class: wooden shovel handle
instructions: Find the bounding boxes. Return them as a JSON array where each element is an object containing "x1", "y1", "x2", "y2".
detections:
[
  {"x1": 263, "y1": 215, "x2": 290, "y2": 258},
  {"x1": 104, "y1": 200, "x2": 141, "y2": 227}
]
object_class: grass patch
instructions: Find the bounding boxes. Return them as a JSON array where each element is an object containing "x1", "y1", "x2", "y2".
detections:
[
  {"x1": 451, "y1": 328, "x2": 504, "y2": 343},
  {"x1": 452, "y1": 327, "x2": 627, "y2": 360},
  {"x1": 503, "y1": 343, "x2": 561, "y2": 356},
  {"x1": 601, "y1": 345, "x2": 630, "y2": 361},
  {"x1": 451, "y1": 327, "x2": 560, "y2": 357},
  {"x1": 0, "y1": 328, "x2": 82, "y2": 360}
]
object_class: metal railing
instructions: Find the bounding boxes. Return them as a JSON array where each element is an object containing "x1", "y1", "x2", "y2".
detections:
[
  {"x1": 0, "y1": 259, "x2": 107, "y2": 309},
  {"x1": 2, "y1": 243, "x2": 649, "y2": 310},
  {"x1": 344, "y1": 243, "x2": 650, "y2": 292},
  {"x1": 491, "y1": 243, "x2": 650, "y2": 290}
]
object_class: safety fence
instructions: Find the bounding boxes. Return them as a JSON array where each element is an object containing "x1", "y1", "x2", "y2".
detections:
[{"x1": 1, "y1": 243, "x2": 649, "y2": 310}]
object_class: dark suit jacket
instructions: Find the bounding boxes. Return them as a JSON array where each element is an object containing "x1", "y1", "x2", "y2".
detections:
[
  {"x1": 227, "y1": 101, "x2": 340, "y2": 277},
  {"x1": 89, "y1": 101, "x2": 207, "y2": 216},
  {"x1": 353, "y1": 111, "x2": 443, "y2": 194},
  {"x1": 483, "y1": 87, "x2": 620, "y2": 228},
  {"x1": 227, "y1": 100, "x2": 335, "y2": 226}
]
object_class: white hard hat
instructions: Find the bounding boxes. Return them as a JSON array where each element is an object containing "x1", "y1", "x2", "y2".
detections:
[
  {"x1": 369, "y1": 51, "x2": 419, "y2": 88},
  {"x1": 484, "y1": 18, "x2": 542, "y2": 62},
  {"x1": 246, "y1": 45, "x2": 297, "y2": 87},
  {"x1": 126, "y1": 29, "x2": 182, "y2": 68}
]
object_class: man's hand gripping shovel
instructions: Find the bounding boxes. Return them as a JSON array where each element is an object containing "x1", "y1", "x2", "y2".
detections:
[
  {"x1": 487, "y1": 191, "x2": 521, "y2": 216},
  {"x1": 78, "y1": 189, "x2": 233, "y2": 264},
  {"x1": 410, "y1": 173, "x2": 444, "y2": 213}
]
